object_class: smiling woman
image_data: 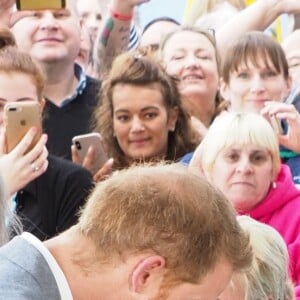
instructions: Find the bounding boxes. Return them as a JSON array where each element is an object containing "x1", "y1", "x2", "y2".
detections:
[
  {"x1": 160, "y1": 26, "x2": 221, "y2": 132},
  {"x1": 220, "y1": 31, "x2": 300, "y2": 186},
  {"x1": 94, "y1": 50, "x2": 199, "y2": 169}
]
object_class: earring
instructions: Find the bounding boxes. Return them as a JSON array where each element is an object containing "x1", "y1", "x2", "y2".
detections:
[{"x1": 272, "y1": 182, "x2": 277, "y2": 189}]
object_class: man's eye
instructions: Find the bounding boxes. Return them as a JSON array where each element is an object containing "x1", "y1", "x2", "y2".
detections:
[
  {"x1": 54, "y1": 10, "x2": 70, "y2": 18},
  {"x1": 32, "y1": 12, "x2": 43, "y2": 18}
]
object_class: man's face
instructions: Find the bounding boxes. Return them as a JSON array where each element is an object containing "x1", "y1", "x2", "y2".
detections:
[{"x1": 10, "y1": 5, "x2": 81, "y2": 64}]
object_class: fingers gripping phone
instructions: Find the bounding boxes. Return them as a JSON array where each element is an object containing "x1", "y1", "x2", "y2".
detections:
[
  {"x1": 16, "y1": 0, "x2": 66, "y2": 10},
  {"x1": 4, "y1": 101, "x2": 43, "y2": 153},
  {"x1": 270, "y1": 115, "x2": 284, "y2": 135},
  {"x1": 72, "y1": 133, "x2": 108, "y2": 174}
]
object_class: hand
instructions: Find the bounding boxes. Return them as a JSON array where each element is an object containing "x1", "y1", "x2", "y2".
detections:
[
  {"x1": 0, "y1": 0, "x2": 15, "y2": 10},
  {"x1": 273, "y1": 0, "x2": 300, "y2": 14},
  {"x1": 261, "y1": 101, "x2": 300, "y2": 153},
  {"x1": 0, "y1": 127, "x2": 48, "y2": 197},
  {"x1": 111, "y1": 0, "x2": 150, "y2": 15},
  {"x1": 71, "y1": 144, "x2": 98, "y2": 175},
  {"x1": 0, "y1": 0, "x2": 15, "y2": 26},
  {"x1": 93, "y1": 158, "x2": 114, "y2": 182}
]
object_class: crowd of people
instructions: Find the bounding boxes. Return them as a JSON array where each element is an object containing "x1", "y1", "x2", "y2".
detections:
[{"x1": 0, "y1": 0, "x2": 300, "y2": 298}]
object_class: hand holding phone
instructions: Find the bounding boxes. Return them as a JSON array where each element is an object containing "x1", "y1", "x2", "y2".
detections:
[
  {"x1": 269, "y1": 115, "x2": 283, "y2": 135},
  {"x1": 4, "y1": 101, "x2": 43, "y2": 154},
  {"x1": 16, "y1": 0, "x2": 66, "y2": 10},
  {"x1": 72, "y1": 133, "x2": 108, "y2": 175}
]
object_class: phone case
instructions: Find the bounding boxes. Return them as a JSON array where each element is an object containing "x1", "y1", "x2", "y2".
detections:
[
  {"x1": 4, "y1": 101, "x2": 42, "y2": 153},
  {"x1": 16, "y1": 0, "x2": 66, "y2": 10},
  {"x1": 72, "y1": 133, "x2": 108, "y2": 174}
]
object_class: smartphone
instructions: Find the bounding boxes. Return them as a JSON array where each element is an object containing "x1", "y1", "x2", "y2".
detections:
[
  {"x1": 270, "y1": 115, "x2": 283, "y2": 135},
  {"x1": 16, "y1": 0, "x2": 66, "y2": 10},
  {"x1": 72, "y1": 133, "x2": 108, "y2": 174},
  {"x1": 4, "y1": 101, "x2": 43, "y2": 153}
]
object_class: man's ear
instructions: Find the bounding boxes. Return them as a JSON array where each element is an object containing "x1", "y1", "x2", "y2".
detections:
[
  {"x1": 130, "y1": 255, "x2": 166, "y2": 293},
  {"x1": 219, "y1": 78, "x2": 230, "y2": 101}
]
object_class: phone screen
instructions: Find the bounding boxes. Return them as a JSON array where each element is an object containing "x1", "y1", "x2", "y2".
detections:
[{"x1": 16, "y1": 0, "x2": 66, "y2": 10}]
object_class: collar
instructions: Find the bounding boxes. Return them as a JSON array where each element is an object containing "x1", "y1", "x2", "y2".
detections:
[{"x1": 60, "y1": 64, "x2": 87, "y2": 107}]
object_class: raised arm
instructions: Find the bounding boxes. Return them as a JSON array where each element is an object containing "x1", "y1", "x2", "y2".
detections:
[
  {"x1": 0, "y1": 0, "x2": 15, "y2": 26},
  {"x1": 94, "y1": 0, "x2": 148, "y2": 77},
  {"x1": 216, "y1": 0, "x2": 300, "y2": 56}
]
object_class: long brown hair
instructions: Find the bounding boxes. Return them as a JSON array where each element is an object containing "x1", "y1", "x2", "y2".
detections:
[{"x1": 94, "y1": 51, "x2": 199, "y2": 169}]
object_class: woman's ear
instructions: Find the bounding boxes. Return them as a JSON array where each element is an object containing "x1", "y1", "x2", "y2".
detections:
[
  {"x1": 168, "y1": 106, "x2": 179, "y2": 131},
  {"x1": 130, "y1": 255, "x2": 166, "y2": 294},
  {"x1": 219, "y1": 77, "x2": 230, "y2": 101},
  {"x1": 284, "y1": 76, "x2": 293, "y2": 99},
  {"x1": 40, "y1": 98, "x2": 46, "y2": 112}
]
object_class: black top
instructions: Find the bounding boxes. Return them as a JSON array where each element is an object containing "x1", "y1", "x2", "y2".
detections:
[
  {"x1": 15, "y1": 154, "x2": 94, "y2": 240},
  {"x1": 43, "y1": 76, "x2": 101, "y2": 160}
]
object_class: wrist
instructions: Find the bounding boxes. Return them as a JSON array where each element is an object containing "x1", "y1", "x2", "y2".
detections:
[
  {"x1": 110, "y1": 0, "x2": 135, "y2": 17},
  {"x1": 263, "y1": 0, "x2": 284, "y2": 17},
  {"x1": 110, "y1": 8, "x2": 133, "y2": 21}
]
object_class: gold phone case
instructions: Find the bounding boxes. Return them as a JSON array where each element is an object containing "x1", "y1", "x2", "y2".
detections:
[
  {"x1": 16, "y1": 0, "x2": 66, "y2": 10},
  {"x1": 4, "y1": 101, "x2": 42, "y2": 153}
]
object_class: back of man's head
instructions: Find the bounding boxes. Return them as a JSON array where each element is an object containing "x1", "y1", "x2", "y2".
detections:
[{"x1": 77, "y1": 163, "x2": 252, "y2": 283}]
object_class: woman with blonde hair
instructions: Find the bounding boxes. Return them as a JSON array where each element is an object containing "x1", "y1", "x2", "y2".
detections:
[
  {"x1": 220, "y1": 31, "x2": 300, "y2": 184},
  {"x1": 219, "y1": 216, "x2": 294, "y2": 299},
  {"x1": 240, "y1": 216, "x2": 294, "y2": 300},
  {"x1": 189, "y1": 112, "x2": 300, "y2": 296}
]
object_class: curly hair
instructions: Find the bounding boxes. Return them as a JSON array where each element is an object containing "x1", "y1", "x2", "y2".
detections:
[{"x1": 94, "y1": 51, "x2": 199, "y2": 169}]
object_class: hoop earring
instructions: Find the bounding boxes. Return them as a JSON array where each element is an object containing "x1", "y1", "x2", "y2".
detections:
[{"x1": 272, "y1": 182, "x2": 277, "y2": 189}]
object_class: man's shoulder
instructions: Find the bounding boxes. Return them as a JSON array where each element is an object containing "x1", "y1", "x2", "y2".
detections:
[
  {"x1": 85, "y1": 75, "x2": 101, "y2": 93},
  {"x1": 0, "y1": 236, "x2": 59, "y2": 299},
  {"x1": 0, "y1": 235, "x2": 46, "y2": 270},
  {"x1": 75, "y1": 75, "x2": 101, "y2": 107}
]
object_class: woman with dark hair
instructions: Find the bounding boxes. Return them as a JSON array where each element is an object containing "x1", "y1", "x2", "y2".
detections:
[
  {"x1": 72, "y1": 50, "x2": 199, "y2": 179},
  {"x1": 220, "y1": 31, "x2": 300, "y2": 184}
]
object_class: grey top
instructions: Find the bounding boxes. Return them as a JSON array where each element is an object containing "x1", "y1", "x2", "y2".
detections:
[{"x1": 0, "y1": 235, "x2": 61, "y2": 300}]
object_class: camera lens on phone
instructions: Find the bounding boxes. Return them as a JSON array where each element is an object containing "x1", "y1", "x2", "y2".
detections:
[{"x1": 75, "y1": 141, "x2": 81, "y2": 150}]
